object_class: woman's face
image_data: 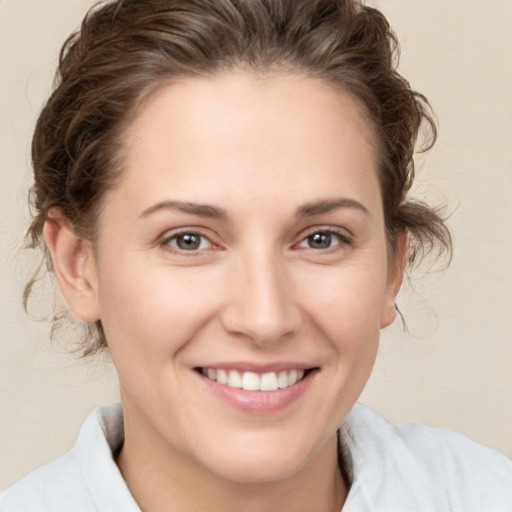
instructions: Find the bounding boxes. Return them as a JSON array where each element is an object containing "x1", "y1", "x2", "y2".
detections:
[{"x1": 85, "y1": 72, "x2": 402, "y2": 482}]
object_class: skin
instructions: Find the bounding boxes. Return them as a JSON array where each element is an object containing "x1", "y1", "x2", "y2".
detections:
[{"x1": 44, "y1": 72, "x2": 405, "y2": 512}]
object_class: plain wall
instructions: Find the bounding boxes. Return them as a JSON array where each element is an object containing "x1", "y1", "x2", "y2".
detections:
[{"x1": 1, "y1": 0, "x2": 511, "y2": 489}]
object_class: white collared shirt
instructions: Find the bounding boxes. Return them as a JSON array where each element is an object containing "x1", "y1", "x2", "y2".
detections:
[{"x1": 2, "y1": 403, "x2": 511, "y2": 511}]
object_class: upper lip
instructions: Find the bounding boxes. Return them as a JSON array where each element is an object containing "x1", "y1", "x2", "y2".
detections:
[{"x1": 195, "y1": 362, "x2": 317, "y2": 373}]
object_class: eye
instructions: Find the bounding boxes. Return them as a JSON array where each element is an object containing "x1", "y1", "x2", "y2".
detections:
[
  {"x1": 165, "y1": 232, "x2": 213, "y2": 251},
  {"x1": 297, "y1": 230, "x2": 350, "y2": 250}
]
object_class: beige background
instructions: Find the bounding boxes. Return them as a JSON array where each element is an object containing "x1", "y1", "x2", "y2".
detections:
[{"x1": 1, "y1": 0, "x2": 511, "y2": 490}]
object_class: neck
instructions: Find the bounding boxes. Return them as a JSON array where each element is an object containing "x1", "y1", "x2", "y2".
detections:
[{"x1": 116, "y1": 403, "x2": 348, "y2": 512}]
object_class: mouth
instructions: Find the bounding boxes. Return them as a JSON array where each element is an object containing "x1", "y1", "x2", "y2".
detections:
[
  {"x1": 195, "y1": 367, "x2": 314, "y2": 391},
  {"x1": 194, "y1": 365, "x2": 318, "y2": 412}
]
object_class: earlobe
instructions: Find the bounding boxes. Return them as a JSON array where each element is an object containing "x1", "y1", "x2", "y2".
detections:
[
  {"x1": 43, "y1": 209, "x2": 100, "y2": 323},
  {"x1": 380, "y1": 232, "x2": 408, "y2": 328}
]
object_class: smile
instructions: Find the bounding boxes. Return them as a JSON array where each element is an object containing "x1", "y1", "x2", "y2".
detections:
[{"x1": 199, "y1": 368, "x2": 307, "y2": 391}]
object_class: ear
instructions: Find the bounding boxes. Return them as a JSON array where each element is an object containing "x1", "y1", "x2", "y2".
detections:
[
  {"x1": 380, "y1": 231, "x2": 408, "y2": 328},
  {"x1": 43, "y1": 209, "x2": 100, "y2": 323}
]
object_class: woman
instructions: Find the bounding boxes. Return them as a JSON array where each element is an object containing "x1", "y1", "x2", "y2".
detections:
[{"x1": 1, "y1": 0, "x2": 511, "y2": 510}]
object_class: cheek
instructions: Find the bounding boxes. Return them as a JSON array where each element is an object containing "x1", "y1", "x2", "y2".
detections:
[
  {"x1": 301, "y1": 263, "x2": 388, "y2": 341},
  {"x1": 96, "y1": 259, "x2": 219, "y2": 357}
]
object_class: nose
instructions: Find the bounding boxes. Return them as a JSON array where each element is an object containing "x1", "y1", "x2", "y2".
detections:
[{"x1": 220, "y1": 250, "x2": 302, "y2": 346}]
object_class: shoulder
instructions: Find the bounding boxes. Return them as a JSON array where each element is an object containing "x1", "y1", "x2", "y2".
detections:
[
  {"x1": 0, "y1": 451, "x2": 94, "y2": 512},
  {"x1": 0, "y1": 403, "x2": 139, "y2": 512},
  {"x1": 340, "y1": 404, "x2": 512, "y2": 511}
]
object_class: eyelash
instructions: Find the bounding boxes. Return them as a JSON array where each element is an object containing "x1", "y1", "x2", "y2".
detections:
[
  {"x1": 160, "y1": 227, "x2": 353, "y2": 254},
  {"x1": 295, "y1": 228, "x2": 353, "y2": 251},
  {"x1": 160, "y1": 230, "x2": 215, "y2": 253}
]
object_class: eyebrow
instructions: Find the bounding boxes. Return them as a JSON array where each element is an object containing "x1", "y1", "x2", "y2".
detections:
[
  {"x1": 139, "y1": 200, "x2": 228, "y2": 220},
  {"x1": 139, "y1": 197, "x2": 369, "y2": 221},
  {"x1": 296, "y1": 198, "x2": 369, "y2": 217}
]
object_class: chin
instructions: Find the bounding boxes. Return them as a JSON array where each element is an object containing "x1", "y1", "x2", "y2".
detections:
[
  {"x1": 206, "y1": 454, "x2": 308, "y2": 484},
  {"x1": 193, "y1": 430, "x2": 327, "y2": 484}
]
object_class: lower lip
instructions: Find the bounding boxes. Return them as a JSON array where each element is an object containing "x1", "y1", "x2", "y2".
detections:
[{"x1": 196, "y1": 370, "x2": 317, "y2": 413}]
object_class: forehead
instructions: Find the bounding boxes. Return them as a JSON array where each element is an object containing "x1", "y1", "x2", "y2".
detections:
[{"x1": 114, "y1": 71, "x2": 381, "y2": 216}]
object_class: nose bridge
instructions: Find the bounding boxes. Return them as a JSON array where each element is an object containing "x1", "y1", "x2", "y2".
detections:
[{"x1": 221, "y1": 245, "x2": 300, "y2": 345}]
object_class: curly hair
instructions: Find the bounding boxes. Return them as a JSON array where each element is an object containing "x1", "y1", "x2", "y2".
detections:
[{"x1": 26, "y1": 0, "x2": 451, "y2": 355}]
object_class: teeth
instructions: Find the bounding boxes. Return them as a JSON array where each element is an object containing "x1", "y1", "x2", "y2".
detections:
[
  {"x1": 241, "y1": 371, "x2": 260, "y2": 391},
  {"x1": 201, "y1": 368, "x2": 306, "y2": 391},
  {"x1": 260, "y1": 372, "x2": 278, "y2": 391},
  {"x1": 216, "y1": 369, "x2": 228, "y2": 385},
  {"x1": 227, "y1": 370, "x2": 242, "y2": 388},
  {"x1": 277, "y1": 370, "x2": 289, "y2": 389}
]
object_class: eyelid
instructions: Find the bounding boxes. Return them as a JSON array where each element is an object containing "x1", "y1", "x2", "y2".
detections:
[
  {"x1": 294, "y1": 226, "x2": 354, "y2": 249},
  {"x1": 159, "y1": 227, "x2": 220, "y2": 253},
  {"x1": 157, "y1": 225, "x2": 353, "y2": 253}
]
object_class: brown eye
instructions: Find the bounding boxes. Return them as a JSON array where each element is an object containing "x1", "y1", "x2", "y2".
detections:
[
  {"x1": 297, "y1": 230, "x2": 350, "y2": 251},
  {"x1": 307, "y1": 232, "x2": 333, "y2": 249},
  {"x1": 167, "y1": 233, "x2": 212, "y2": 251}
]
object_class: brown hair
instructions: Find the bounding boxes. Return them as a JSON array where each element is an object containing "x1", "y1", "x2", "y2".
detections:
[{"x1": 26, "y1": 0, "x2": 451, "y2": 355}]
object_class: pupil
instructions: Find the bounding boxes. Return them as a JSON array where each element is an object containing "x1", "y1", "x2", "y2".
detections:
[
  {"x1": 309, "y1": 232, "x2": 331, "y2": 249},
  {"x1": 177, "y1": 234, "x2": 200, "y2": 250}
]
